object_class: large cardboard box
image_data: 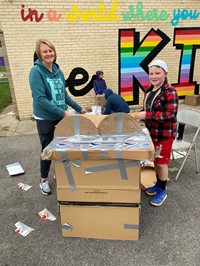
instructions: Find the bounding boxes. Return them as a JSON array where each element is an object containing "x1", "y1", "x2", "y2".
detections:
[
  {"x1": 185, "y1": 94, "x2": 200, "y2": 106},
  {"x1": 95, "y1": 95, "x2": 107, "y2": 109},
  {"x1": 42, "y1": 114, "x2": 154, "y2": 161},
  {"x1": 60, "y1": 204, "x2": 140, "y2": 240},
  {"x1": 55, "y1": 159, "x2": 141, "y2": 203}
]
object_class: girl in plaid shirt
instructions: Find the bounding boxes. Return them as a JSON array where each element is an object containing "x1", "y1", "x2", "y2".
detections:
[{"x1": 136, "y1": 59, "x2": 178, "y2": 206}]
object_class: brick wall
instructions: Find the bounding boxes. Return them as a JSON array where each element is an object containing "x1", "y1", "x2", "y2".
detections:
[{"x1": 0, "y1": 0, "x2": 200, "y2": 119}]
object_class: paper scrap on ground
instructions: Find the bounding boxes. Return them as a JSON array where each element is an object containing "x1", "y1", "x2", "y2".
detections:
[
  {"x1": 38, "y1": 208, "x2": 57, "y2": 221},
  {"x1": 15, "y1": 221, "x2": 34, "y2": 237},
  {"x1": 18, "y1": 183, "x2": 32, "y2": 191},
  {"x1": 6, "y1": 162, "x2": 25, "y2": 176},
  {"x1": 171, "y1": 151, "x2": 187, "y2": 159}
]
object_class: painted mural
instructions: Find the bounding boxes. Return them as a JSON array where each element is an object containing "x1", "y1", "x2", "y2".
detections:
[
  {"x1": 19, "y1": 1, "x2": 200, "y2": 105},
  {"x1": 119, "y1": 28, "x2": 200, "y2": 104}
]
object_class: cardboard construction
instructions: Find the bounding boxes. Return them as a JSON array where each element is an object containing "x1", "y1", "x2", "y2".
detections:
[
  {"x1": 140, "y1": 167, "x2": 156, "y2": 191},
  {"x1": 42, "y1": 114, "x2": 154, "y2": 161},
  {"x1": 185, "y1": 94, "x2": 200, "y2": 106},
  {"x1": 55, "y1": 159, "x2": 141, "y2": 203},
  {"x1": 54, "y1": 113, "x2": 142, "y2": 136},
  {"x1": 60, "y1": 204, "x2": 140, "y2": 240},
  {"x1": 98, "y1": 113, "x2": 142, "y2": 134},
  {"x1": 95, "y1": 95, "x2": 107, "y2": 108}
]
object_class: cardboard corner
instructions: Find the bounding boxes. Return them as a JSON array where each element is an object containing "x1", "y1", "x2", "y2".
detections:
[{"x1": 140, "y1": 167, "x2": 156, "y2": 191}]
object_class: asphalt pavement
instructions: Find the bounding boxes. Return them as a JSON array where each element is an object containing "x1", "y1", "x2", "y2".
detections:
[{"x1": 0, "y1": 104, "x2": 200, "y2": 266}]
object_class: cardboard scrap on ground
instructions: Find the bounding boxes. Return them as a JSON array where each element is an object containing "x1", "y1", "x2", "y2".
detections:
[
  {"x1": 15, "y1": 221, "x2": 34, "y2": 237},
  {"x1": 18, "y1": 183, "x2": 32, "y2": 191},
  {"x1": 38, "y1": 208, "x2": 57, "y2": 221},
  {"x1": 171, "y1": 151, "x2": 187, "y2": 159},
  {"x1": 6, "y1": 162, "x2": 25, "y2": 176}
]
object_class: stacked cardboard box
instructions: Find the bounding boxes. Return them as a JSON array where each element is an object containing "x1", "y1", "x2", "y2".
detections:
[
  {"x1": 185, "y1": 94, "x2": 200, "y2": 106},
  {"x1": 42, "y1": 113, "x2": 155, "y2": 240}
]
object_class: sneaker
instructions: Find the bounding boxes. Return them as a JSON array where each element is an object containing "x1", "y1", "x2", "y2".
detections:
[
  {"x1": 150, "y1": 188, "x2": 167, "y2": 207},
  {"x1": 39, "y1": 180, "x2": 52, "y2": 195},
  {"x1": 146, "y1": 182, "x2": 159, "y2": 196}
]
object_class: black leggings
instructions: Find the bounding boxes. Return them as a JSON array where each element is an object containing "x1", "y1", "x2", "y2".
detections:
[{"x1": 36, "y1": 119, "x2": 61, "y2": 178}]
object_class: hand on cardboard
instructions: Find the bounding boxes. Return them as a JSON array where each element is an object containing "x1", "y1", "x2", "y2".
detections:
[
  {"x1": 135, "y1": 111, "x2": 146, "y2": 121},
  {"x1": 80, "y1": 108, "x2": 87, "y2": 114},
  {"x1": 64, "y1": 111, "x2": 72, "y2": 117}
]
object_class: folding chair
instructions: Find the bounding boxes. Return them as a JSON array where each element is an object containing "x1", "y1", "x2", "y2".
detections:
[{"x1": 172, "y1": 108, "x2": 200, "y2": 181}]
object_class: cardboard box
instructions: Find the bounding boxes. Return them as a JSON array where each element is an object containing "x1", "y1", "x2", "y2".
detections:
[
  {"x1": 185, "y1": 94, "x2": 200, "y2": 106},
  {"x1": 140, "y1": 167, "x2": 156, "y2": 191},
  {"x1": 55, "y1": 159, "x2": 141, "y2": 203},
  {"x1": 42, "y1": 114, "x2": 154, "y2": 161},
  {"x1": 95, "y1": 95, "x2": 106, "y2": 108},
  {"x1": 60, "y1": 204, "x2": 140, "y2": 240}
]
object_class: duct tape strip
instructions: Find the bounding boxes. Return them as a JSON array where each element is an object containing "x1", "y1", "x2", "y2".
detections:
[
  {"x1": 100, "y1": 137, "x2": 110, "y2": 158},
  {"x1": 117, "y1": 113, "x2": 123, "y2": 135},
  {"x1": 70, "y1": 160, "x2": 81, "y2": 168},
  {"x1": 62, "y1": 223, "x2": 73, "y2": 231},
  {"x1": 117, "y1": 159, "x2": 128, "y2": 180},
  {"x1": 57, "y1": 150, "x2": 68, "y2": 160},
  {"x1": 73, "y1": 116, "x2": 80, "y2": 135},
  {"x1": 84, "y1": 161, "x2": 138, "y2": 179},
  {"x1": 63, "y1": 161, "x2": 76, "y2": 191},
  {"x1": 115, "y1": 149, "x2": 122, "y2": 159},
  {"x1": 124, "y1": 224, "x2": 139, "y2": 230},
  {"x1": 82, "y1": 144, "x2": 89, "y2": 160},
  {"x1": 56, "y1": 151, "x2": 76, "y2": 191}
]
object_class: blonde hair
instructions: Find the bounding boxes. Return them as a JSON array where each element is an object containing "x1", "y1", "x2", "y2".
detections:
[{"x1": 35, "y1": 39, "x2": 57, "y2": 61}]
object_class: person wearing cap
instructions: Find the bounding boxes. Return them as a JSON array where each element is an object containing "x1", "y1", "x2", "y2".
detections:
[
  {"x1": 136, "y1": 59, "x2": 178, "y2": 206},
  {"x1": 93, "y1": 70, "x2": 107, "y2": 95}
]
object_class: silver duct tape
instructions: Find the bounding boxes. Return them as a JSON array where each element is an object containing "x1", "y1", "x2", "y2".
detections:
[
  {"x1": 57, "y1": 150, "x2": 69, "y2": 160},
  {"x1": 56, "y1": 151, "x2": 77, "y2": 191},
  {"x1": 115, "y1": 149, "x2": 122, "y2": 159},
  {"x1": 117, "y1": 113, "x2": 123, "y2": 134},
  {"x1": 117, "y1": 159, "x2": 128, "y2": 180},
  {"x1": 70, "y1": 160, "x2": 81, "y2": 168},
  {"x1": 63, "y1": 161, "x2": 76, "y2": 191},
  {"x1": 82, "y1": 144, "x2": 89, "y2": 160},
  {"x1": 62, "y1": 223, "x2": 73, "y2": 231},
  {"x1": 84, "y1": 161, "x2": 138, "y2": 178},
  {"x1": 124, "y1": 224, "x2": 139, "y2": 230},
  {"x1": 73, "y1": 116, "x2": 80, "y2": 135}
]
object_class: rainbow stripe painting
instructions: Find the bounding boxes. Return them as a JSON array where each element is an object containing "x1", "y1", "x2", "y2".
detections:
[
  {"x1": 119, "y1": 28, "x2": 170, "y2": 104},
  {"x1": 173, "y1": 28, "x2": 200, "y2": 96}
]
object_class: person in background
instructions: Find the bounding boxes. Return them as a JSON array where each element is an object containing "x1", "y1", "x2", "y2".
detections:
[
  {"x1": 103, "y1": 88, "x2": 130, "y2": 114},
  {"x1": 93, "y1": 70, "x2": 107, "y2": 95},
  {"x1": 136, "y1": 59, "x2": 178, "y2": 206},
  {"x1": 29, "y1": 39, "x2": 87, "y2": 196}
]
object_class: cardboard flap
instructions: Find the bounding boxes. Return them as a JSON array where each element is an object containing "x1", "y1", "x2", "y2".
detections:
[
  {"x1": 55, "y1": 115, "x2": 99, "y2": 136},
  {"x1": 98, "y1": 113, "x2": 142, "y2": 134}
]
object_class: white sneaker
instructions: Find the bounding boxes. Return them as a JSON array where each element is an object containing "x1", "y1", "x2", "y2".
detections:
[{"x1": 39, "y1": 180, "x2": 52, "y2": 195}]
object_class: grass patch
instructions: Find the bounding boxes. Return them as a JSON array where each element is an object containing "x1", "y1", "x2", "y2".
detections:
[
  {"x1": 0, "y1": 81, "x2": 12, "y2": 112},
  {"x1": 0, "y1": 66, "x2": 6, "y2": 72}
]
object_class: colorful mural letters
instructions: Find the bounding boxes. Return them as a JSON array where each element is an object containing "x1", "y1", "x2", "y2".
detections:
[
  {"x1": 65, "y1": 27, "x2": 200, "y2": 104},
  {"x1": 19, "y1": 2, "x2": 200, "y2": 104},
  {"x1": 119, "y1": 28, "x2": 200, "y2": 104},
  {"x1": 20, "y1": 2, "x2": 200, "y2": 26}
]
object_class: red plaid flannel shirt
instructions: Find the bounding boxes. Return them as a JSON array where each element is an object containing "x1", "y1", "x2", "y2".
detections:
[{"x1": 143, "y1": 82, "x2": 179, "y2": 142}]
